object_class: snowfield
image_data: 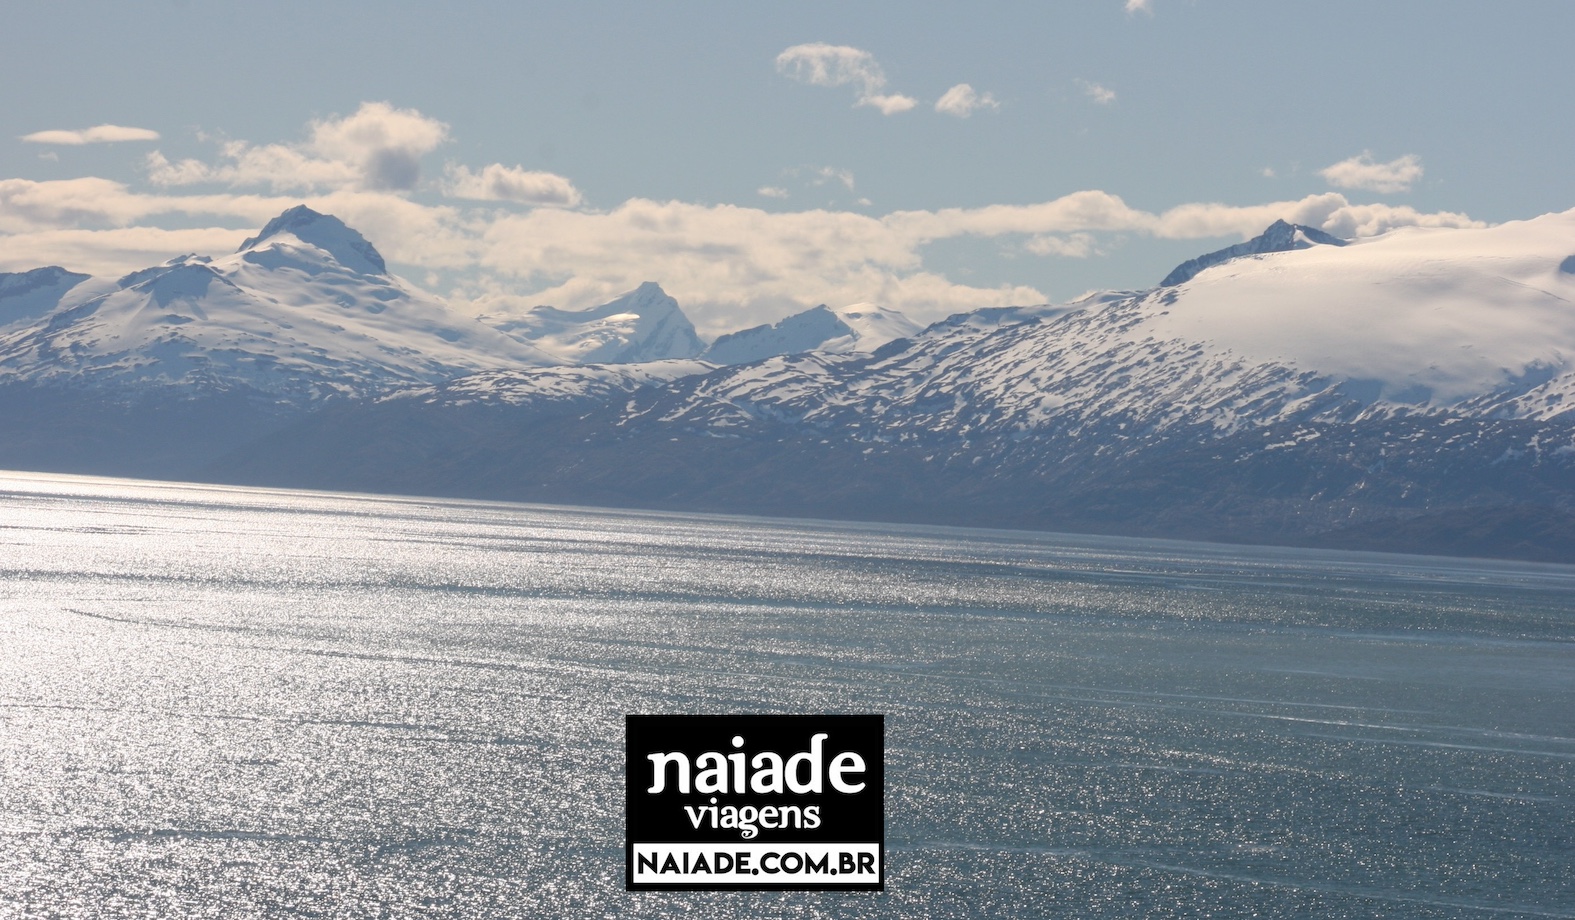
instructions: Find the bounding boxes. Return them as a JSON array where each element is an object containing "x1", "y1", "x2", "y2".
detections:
[{"x1": 1145, "y1": 211, "x2": 1575, "y2": 408}]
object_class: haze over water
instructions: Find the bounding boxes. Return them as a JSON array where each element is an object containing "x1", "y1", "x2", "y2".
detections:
[{"x1": 0, "y1": 471, "x2": 1570, "y2": 919}]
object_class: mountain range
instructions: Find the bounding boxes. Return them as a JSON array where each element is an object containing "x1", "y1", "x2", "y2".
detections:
[{"x1": 4, "y1": 205, "x2": 1573, "y2": 562}]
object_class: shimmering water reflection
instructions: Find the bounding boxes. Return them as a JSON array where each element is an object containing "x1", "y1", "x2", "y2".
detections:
[{"x1": 1, "y1": 471, "x2": 1571, "y2": 918}]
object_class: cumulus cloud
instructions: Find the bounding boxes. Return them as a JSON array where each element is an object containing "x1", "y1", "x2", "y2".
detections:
[
  {"x1": 444, "y1": 163, "x2": 581, "y2": 206},
  {"x1": 1077, "y1": 80, "x2": 1117, "y2": 105},
  {"x1": 21, "y1": 125, "x2": 160, "y2": 145},
  {"x1": 775, "y1": 43, "x2": 918, "y2": 115},
  {"x1": 935, "y1": 84, "x2": 1001, "y2": 118},
  {"x1": 757, "y1": 186, "x2": 789, "y2": 199},
  {"x1": 1318, "y1": 151, "x2": 1424, "y2": 194},
  {"x1": 1125, "y1": 0, "x2": 1153, "y2": 14},
  {"x1": 1145, "y1": 191, "x2": 1481, "y2": 240},
  {"x1": 310, "y1": 102, "x2": 449, "y2": 190},
  {"x1": 1026, "y1": 233, "x2": 1100, "y2": 258},
  {"x1": 145, "y1": 102, "x2": 449, "y2": 193}
]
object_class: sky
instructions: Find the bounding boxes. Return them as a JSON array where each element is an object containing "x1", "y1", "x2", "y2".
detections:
[{"x1": 3, "y1": 1, "x2": 1573, "y2": 337}]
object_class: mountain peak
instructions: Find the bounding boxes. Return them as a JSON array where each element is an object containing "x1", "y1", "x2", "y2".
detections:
[
  {"x1": 1161, "y1": 220, "x2": 1346, "y2": 287},
  {"x1": 238, "y1": 205, "x2": 388, "y2": 276},
  {"x1": 479, "y1": 283, "x2": 705, "y2": 365},
  {"x1": 701, "y1": 302, "x2": 920, "y2": 365}
]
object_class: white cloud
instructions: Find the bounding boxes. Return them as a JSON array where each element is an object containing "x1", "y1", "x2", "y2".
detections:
[
  {"x1": 462, "y1": 191, "x2": 1483, "y2": 333},
  {"x1": 769, "y1": 166, "x2": 855, "y2": 198},
  {"x1": 21, "y1": 125, "x2": 160, "y2": 145},
  {"x1": 1125, "y1": 0, "x2": 1153, "y2": 14},
  {"x1": 310, "y1": 102, "x2": 449, "y2": 190},
  {"x1": 775, "y1": 43, "x2": 918, "y2": 115},
  {"x1": 1145, "y1": 192, "x2": 1482, "y2": 240},
  {"x1": 861, "y1": 93, "x2": 919, "y2": 116},
  {"x1": 144, "y1": 152, "x2": 215, "y2": 186},
  {"x1": 0, "y1": 176, "x2": 287, "y2": 233},
  {"x1": 1077, "y1": 80, "x2": 1117, "y2": 105},
  {"x1": 1026, "y1": 233, "x2": 1099, "y2": 258},
  {"x1": 145, "y1": 143, "x2": 359, "y2": 192},
  {"x1": 1260, "y1": 167, "x2": 1276, "y2": 178},
  {"x1": 1318, "y1": 151, "x2": 1424, "y2": 194},
  {"x1": 0, "y1": 106, "x2": 1490, "y2": 334},
  {"x1": 2, "y1": 174, "x2": 1483, "y2": 331},
  {"x1": 935, "y1": 84, "x2": 1001, "y2": 118},
  {"x1": 145, "y1": 102, "x2": 449, "y2": 193},
  {"x1": 810, "y1": 166, "x2": 855, "y2": 191},
  {"x1": 444, "y1": 163, "x2": 581, "y2": 206},
  {"x1": 0, "y1": 226, "x2": 248, "y2": 276},
  {"x1": 1313, "y1": 201, "x2": 1479, "y2": 239},
  {"x1": 468, "y1": 198, "x2": 1039, "y2": 333}
]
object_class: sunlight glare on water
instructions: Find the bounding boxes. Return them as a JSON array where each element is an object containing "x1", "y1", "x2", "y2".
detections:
[{"x1": 0, "y1": 471, "x2": 1571, "y2": 918}]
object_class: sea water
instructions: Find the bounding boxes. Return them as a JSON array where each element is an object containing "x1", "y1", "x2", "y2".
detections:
[{"x1": 0, "y1": 471, "x2": 1570, "y2": 918}]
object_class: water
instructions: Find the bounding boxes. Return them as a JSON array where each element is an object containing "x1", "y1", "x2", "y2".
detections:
[{"x1": 0, "y1": 470, "x2": 1571, "y2": 918}]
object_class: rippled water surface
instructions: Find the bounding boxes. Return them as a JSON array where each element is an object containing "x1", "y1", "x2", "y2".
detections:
[{"x1": 1, "y1": 471, "x2": 1571, "y2": 918}]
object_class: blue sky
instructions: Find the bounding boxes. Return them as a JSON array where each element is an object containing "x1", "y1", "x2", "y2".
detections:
[{"x1": 3, "y1": 1, "x2": 1572, "y2": 335}]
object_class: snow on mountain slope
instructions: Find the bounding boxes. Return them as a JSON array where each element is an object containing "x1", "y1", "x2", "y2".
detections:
[
  {"x1": 479, "y1": 282, "x2": 705, "y2": 365},
  {"x1": 1159, "y1": 219, "x2": 1346, "y2": 287},
  {"x1": 703, "y1": 305, "x2": 851, "y2": 365},
  {"x1": 0, "y1": 267, "x2": 95, "y2": 329},
  {"x1": 1145, "y1": 210, "x2": 1575, "y2": 407},
  {"x1": 824, "y1": 304, "x2": 920, "y2": 351},
  {"x1": 622, "y1": 214, "x2": 1575, "y2": 446},
  {"x1": 702, "y1": 303, "x2": 919, "y2": 365},
  {"x1": 238, "y1": 205, "x2": 390, "y2": 276},
  {"x1": 0, "y1": 207, "x2": 557, "y2": 399},
  {"x1": 392, "y1": 359, "x2": 716, "y2": 408}
]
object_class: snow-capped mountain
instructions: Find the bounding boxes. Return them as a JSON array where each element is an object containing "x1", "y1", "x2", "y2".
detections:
[
  {"x1": 608, "y1": 212, "x2": 1575, "y2": 466},
  {"x1": 0, "y1": 206, "x2": 557, "y2": 401},
  {"x1": 478, "y1": 282, "x2": 705, "y2": 365},
  {"x1": 1159, "y1": 218, "x2": 1346, "y2": 286},
  {"x1": 1145, "y1": 213, "x2": 1575, "y2": 413},
  {"x1": 703, "y1": 303, "x2": 920, "y2": 365}
]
